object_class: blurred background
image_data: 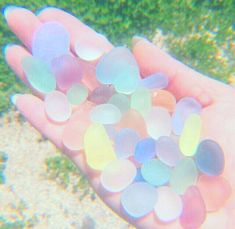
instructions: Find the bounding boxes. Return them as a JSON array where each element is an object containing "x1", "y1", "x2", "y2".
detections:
[{"x1": 0, "y1": 1, "x2": 234, "y2": 228}]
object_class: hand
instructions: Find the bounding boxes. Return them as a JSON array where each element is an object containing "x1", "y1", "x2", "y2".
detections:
[{"x1": 4, "y1": 6, "x2": 235, "y2": 229}]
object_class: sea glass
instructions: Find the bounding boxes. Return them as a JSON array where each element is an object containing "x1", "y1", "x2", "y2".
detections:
[
  {"x1": 108, "y1": 93, "x2": 130, "y2": 113},
  {"x1": 140, "y1": 72, "x2": 168, "y2": 89},
  {"x1": 66, "y1": 83, "x2": 88, "y2": 105},
  {"x1": 88, "y1": 85, "x2": 114, "y2": 104}
]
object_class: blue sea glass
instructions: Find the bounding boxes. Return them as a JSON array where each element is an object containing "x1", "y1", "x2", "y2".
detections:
[{"x1": 139, "y1": 72, "x2": 168, "y2": 89}]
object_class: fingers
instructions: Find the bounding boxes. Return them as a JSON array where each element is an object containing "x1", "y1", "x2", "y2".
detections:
[
  {"x1": 132, "y1": 38, "x2": 214, "y2": 107},
  {"x1": 37, "y1": 7, "x2": 113, "y2": 54},
  {"x1": 5, "y1": 7, "x2": 41, "y2": 50}
]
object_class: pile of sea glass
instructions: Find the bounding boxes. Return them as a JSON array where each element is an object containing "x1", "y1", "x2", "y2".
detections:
[{"x1": 21, "y1": 21, "x2": 231, "y2": 228}]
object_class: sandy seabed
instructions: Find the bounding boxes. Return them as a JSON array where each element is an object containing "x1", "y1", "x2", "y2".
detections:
[{"x1": 0, "y1": 110, "x2": 135, "y2": 229}]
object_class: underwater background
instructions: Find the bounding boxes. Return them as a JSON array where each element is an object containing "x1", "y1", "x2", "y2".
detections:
[{"x1": 0, "y1": 0, "x2": 234, "y2": 228}]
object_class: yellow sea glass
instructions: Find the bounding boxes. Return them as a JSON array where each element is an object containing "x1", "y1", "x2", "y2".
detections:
[{"x1": 84, "y1": 123, "x2": 116, "y2": 170}]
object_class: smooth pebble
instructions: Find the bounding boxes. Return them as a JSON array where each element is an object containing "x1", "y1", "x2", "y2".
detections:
[
  {"x1": 140, "y1": 73, "x2": 168, "y2": 89},
  {"x1": 66, "y1": 83, "x2": 88, "y2": 105},
  {"x1": 108, "y1": 93, "x2": 130, "y2": 113},
  {"x1": 88, "y1": 85, "x2": 114, "y2": 104}
]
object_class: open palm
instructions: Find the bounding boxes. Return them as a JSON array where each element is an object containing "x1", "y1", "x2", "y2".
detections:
[{"x1": 4, "y1": 7, "x2": 235, "y2": 229}]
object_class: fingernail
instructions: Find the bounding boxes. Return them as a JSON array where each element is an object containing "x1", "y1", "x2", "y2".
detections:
[
  {"x1": 3, "y1": 5, "x2": 19, "y2": 19},
  {"x1": 10, "y1": 93, "x2": 22, "y2": 105},
  {"x1": 132, "y1": 35, "x2": 148, "y2": 46},
  {"x1": 2, "y1": 44, "x2": 16, "y2": 56},
  {"x1": 35, "y1": 6, "x2": 56, "y2": 15}
]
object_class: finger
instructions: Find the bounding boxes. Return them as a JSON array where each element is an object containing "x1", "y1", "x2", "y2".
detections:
[
  {"x1": 37, "y1": 7, "x2": 113, "y2": 54},
  {"x1": 4, "y1": 6, "x2": 42, "y2": 50},
  {"x1": 132, "y1": 38, "x2": 215, "y2": 107}
]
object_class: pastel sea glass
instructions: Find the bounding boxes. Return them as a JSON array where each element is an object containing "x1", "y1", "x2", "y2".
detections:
[
  {"x1": 22, "y1": 56, "x2": 56, "y2": 94},
  {"x1": 90, "y1": 103, "x2": 121, "y2": 124},
  {"x1": 197, "y1": 175, "x2": 231, "y2": 212},
  {"x1": 120, "y1": 182, "x2": 158, "y2": 218},
  {"x1": 100, "y1": 159, "x2": 137, "y2": 192},
  {"x1": 134, "y1": 168, "x2": 145, "y2": 182},
  {"x1": 45, "y1": 90, "x2": 71, "y2": 123},
  {"x1": 195, "y1": 139, "x2": 225, "y2": 176},
  {"x1": 131, "y1": 87, "x2": 151, "y2": 116},
  {"x1": 32, "y1": 22, "x2": 70, "y2": 63},
  {"x1": 115, "y1": 128, "x2": 140, "y2": 158},
  {"x1": 155, "y1": 136, "x2": 182, "y2": 167},
  {"x1": 154, "y1": 186, "x2": 183, "y2": 222},
  {"x1": 134, "y1": 138, "x2": 156, "y2": 163},
  {"x1": 172, "y1": 97, "x2": 202, "y2": 135},
  {"x1": 180, "y1": 186, "x2": 206, "y2": 229},
  {"x1": 141, "y1": 159, "x2": 171, "y2": 186},
  {"x1": 52, "y1": 55, "x2": 83, "y2": 91},
  {"x1": 84, "y1": 123, "x2": 116, "y2": 170},
  {"x1": 152, "y1": 90, "x2": 176, "y2": 113},
  {"x1": 108, "y1": 93, "x2": 130, "y2": 113},
  {"x1": 179, "y1": 114, "x2": 201, "y2": 156},
  {"x1": 170, "y1": 158, "x2": 198, "y2": 195},
  {"x1": 144, "y1": 107, "x2": 172, "y2": 140},
  {"x1": 88, "y1": 85, "x2": 114, "y2": 104},
  {"x1": 66, "y1": 83, "x2": 88, "y2": 105},
  {"x1": 140, "y1": 72, "x2": 168, "y2": 89}
]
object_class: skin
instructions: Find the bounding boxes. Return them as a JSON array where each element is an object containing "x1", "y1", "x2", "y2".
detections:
[{"x1": 4, "y1": 7, "x2": 235, "y2": 229}]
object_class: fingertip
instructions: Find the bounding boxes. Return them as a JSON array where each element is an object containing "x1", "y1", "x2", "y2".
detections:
[
  {"x1": 2, "y1": 5, "x2": 21, "y2": 20},
  {"x1": 35, "y1": 6, "x2": 58, "y2": 16},
  {"x1": 10, "y1": 93, "x2": 22, "y2": 105}
]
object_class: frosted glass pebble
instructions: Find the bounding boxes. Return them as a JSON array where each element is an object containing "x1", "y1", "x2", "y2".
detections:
[
  {"x1": 155, "y1": 136, "x2": 182, "y2": 167},
  {"x1": 62, "y1": 103, "x2": 92, "y2": 151},
  {"x1": 84, "y1": 123, "x2": 116, "y2": 170},
  {"x1": 45, "y1": 90, "x2": 71, "y2": 123},
  {"x1": 131, "y1": 87, "x2": 151, "y2": 116},
  {"x1": 134, "y1": 168, "x2": 145, "y2": 182},
  {"x1": 170, "y1": 158, "x2": 198, "y2": 195},
  {"x1": 144, "y1": 107, "x2": 172, "y2": 140},
  {"x1": 104, "y1": 125, "x2": 117, "y2": 141},
  {"x1": 96, "y1": 47, "x2": 139, "y2": 84},
  {"x1": 180, "y1": 186, "x2": 206, "y2": 229},
  {"x1": 108, "y1": 93, "x2": 130, "y2": 113},
  {"x1": 101, "y1": 159, "x2": 137, "y2": 192},
  {"x1": 197, "y1": 175, "x2": 231, "y2": 212},
  {"x1": 152, "y1": 90, "x2": 176, "y2": 113},
  {"x1": 154, "y1": 186, "x2": 183, "y2": 222},
  {"x1": 52, "y1": 55, "x2": 83, "y2": 91},
  {"x1": 32, "y1": 22, "x2": 70, "y2": 63},
  {"x1": 134, "y1": 138, "x2": 156, "y2": 163},
  {"x1": 88, "y1": 85, "x2": 114, "y2": 104},
  {"x1": 66, "y1": 84, "x2": 88, "y2": 105},
  {"x1": 115, "y1": 128, "x2": 140, "y2": 158},
  {"x1": 140, "y1": 73, "x2": 168, "y2": 89},
  {"x1": 22, "y1": 56, "x2": 56, "y2": 94},
  {"x1": 121, "y1": 182, "x2": 158, "y2": 218},
  {"x1": 195, "y1": 139, "x2": 225, "y2": 176},
  {"x1": 179, "y1": 114, "x2": 201, "y2": 156},
  {"x1": 172, "y1": 97, "x2": 202, "y2": 135},
  {"x1": 90, "y1": 104, "x2": 121, "y2": 124},
  {"x1": 141, "y1": 159, "x2": 171, "y2": 186}
]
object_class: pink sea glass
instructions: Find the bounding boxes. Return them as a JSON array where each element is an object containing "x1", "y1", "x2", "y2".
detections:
[{"x1": 180, "y1": 186, "x2": 206, "y2": 229}]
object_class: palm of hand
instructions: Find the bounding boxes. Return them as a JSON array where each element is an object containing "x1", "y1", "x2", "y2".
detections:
[{"x1": 4, "y1": 7, "x2": 235, "y2": 229}]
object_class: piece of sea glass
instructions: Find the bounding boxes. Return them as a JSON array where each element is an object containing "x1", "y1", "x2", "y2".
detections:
[
  {"x1": 120, "y1": 182, "x2": 158, "y2": 218},
  {"x1": 32, "y1": 22, "x2": 70, "y2": 63},
  {"x1": 154, "y1": 186, "x2": 183, "y2": 222},
  {"x1": 141, "y1": 159, "x2": 171, "y2": 186},
  {"x1": 108, "y1": 93, "x2": 130, "y2": 113},
  {"x1": 22, "y1": 56, "x2": 56, "y2": 94},
  {"x1": 140, "y1": 73, "x2": 168, "y2": 89},
  {"x1": 88, "y1": 85, "x2": 114, "y2": 104},
  {"x1": 66, "y1": 83, "x2": 88, "y2": 105},
  {"x1": 179, "y1": 114, "x2": 201, "y2": 156},
  {"x1": 155, "y1": 136, "x2": 182, "y2": 167},
  {"x1": 131, "y1": 87, "x2": 151, "y2": 116},
  {"x1": 101, "y1": 159, "x2": 137, "y2": 192},
  {"x1": 134, "y1": 168, "x2": 145, "y2": 182},
  {"x1": 144, "y1": 107, "x2": 172, "y2": 140},
  {"x1": 172, "y1": 97, "x2": 202, "y2": 135},
  {"x1": 197, "y1": 175, "x2": 231, "y2": 212},
  {"x1": 117, "y1": 109, "x2": 148, "y2": 138},
  {"x1": 115, "y1": 128, "x2": 140, "y2": 158},
  {"x1": 52, "y1": 55, "x2": 83, "y2": 91},
  {"x1": 90, "y1": 104, "x2": 121, "y2": 124},
  {"x1": 152, "y1": 90, "x2": 176, "y2": 113},
  {"x1": 170, "y1": 158, "x2": 198, "y2": 195},
  {"x1": 62, "y1": 103, "x2": 92, "y2": 151},
  {"x1": 180, "y1": 186, "x2": 206, "y2": 229},
  {"x1": 84, "y1": 123, "x2": 116, "y2": 170},
  {"x1": 134, "y1": 138, "x2": 156, "y2": 163},
  {"x1": 45, "y1": 90, "x2": 72, "y2": 123},
  {"x1": 195, "y1": 139, "x2": 225, "y2": 176}
]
